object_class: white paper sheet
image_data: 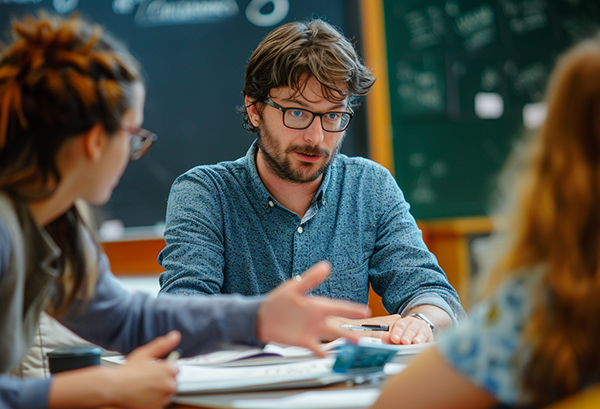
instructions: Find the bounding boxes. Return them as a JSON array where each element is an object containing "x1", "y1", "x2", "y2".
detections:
[{"x1": 230, "y1": 388, "x2": 381, "y2": 409}]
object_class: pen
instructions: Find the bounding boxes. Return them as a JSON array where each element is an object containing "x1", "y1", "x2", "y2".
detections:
[
  {"x1": 166, "y1": 349, "x2": 181, "y2": 362},
  {"x1": 340, "y1": 324, "x2": 389, "y2": 331}
]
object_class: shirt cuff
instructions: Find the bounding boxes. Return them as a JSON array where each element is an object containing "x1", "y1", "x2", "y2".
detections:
[{"x1": 19, "y1": 377, "x2": 51, "y2": 409}]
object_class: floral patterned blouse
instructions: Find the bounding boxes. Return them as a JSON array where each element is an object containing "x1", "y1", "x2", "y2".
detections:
[{"x1": 436, "y1": 272, "x2": 541, "y2": 406}]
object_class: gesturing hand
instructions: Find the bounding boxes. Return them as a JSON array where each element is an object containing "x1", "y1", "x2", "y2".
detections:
[{"x1": 257, "y1": 261, "x2": 370, "y2": 356}]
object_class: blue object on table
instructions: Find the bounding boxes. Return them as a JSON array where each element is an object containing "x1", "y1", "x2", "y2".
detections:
[{"x1": 332, "y1": 341, "x2": 397, "y2": 374}]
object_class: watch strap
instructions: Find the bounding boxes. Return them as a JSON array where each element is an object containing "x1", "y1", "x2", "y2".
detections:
[{"x1": 408, "y1": 313, "x2": 435, "y2": 334}]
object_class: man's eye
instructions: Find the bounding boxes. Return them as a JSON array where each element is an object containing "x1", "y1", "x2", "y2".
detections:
[
  {"x1": 290, "y1": 110, "x2": 305, "y2": 117},
  {"x1": 325, "y1": 113, "x2": 341, "y2": 121}
]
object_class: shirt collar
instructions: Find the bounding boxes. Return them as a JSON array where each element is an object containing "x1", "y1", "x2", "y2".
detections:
[{"x1": 244, "y1": 139, "x2": 333, "y2": 210}]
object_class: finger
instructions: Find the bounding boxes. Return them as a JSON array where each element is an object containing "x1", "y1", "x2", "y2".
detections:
[
  {"x1": 152, "y1": 361, "x2": 180, "y2": 378},
  {"x1": 397, "y1": 323, "x2": 421, "y2": 345},
  {"x1": 389, "y1": 320, "x2": 409, "y2": 345},
  {"x1": 411, "y1": 327, "x2": 433, "y2": 344},
  {"x1": 294, "y1": 261, "x2": 332, "y2": 293},
  {"x1": 411, "y1": 332, "x2": 427, "y2": 344},
  {"x1": 128, "y1": 330, "x2": 182, "y2": 361}
]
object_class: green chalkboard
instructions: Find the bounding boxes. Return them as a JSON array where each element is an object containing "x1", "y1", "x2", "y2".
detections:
[{"x1": 383, "y1": 0, "x2": 600, "y2": 219}]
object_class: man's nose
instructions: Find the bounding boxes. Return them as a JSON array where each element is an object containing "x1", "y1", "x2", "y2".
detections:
[{"x1": 303, "y1": 116, "x2": 325, "y2": 146}]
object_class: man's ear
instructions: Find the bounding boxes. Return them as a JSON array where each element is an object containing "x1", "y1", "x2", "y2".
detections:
[
  {"x1": 82, "y1": 124, "x2": 106, "y2": 162},
  {"x1": 245, "y1": 96, "x2": 261, "y2": 128}
]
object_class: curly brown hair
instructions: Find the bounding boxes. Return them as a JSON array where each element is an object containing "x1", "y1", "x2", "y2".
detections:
[{"x1": 240, "y1": 19, "x2": 375, "y2": 132}]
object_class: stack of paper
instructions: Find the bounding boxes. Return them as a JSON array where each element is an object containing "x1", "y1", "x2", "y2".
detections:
[
  {"x1": 101, "y1": 338, "x2": 428, "y2": 395},
  {"x1": 176, "y1": 357, "x2": 383, "y2": 394},
  {"x1": 175, "y1": 388, "x2": 383, "y2": 409}
]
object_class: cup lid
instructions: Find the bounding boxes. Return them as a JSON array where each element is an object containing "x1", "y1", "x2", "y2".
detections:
[{"x1": 46, "y1": 346, "x2": 103, "y2": 358}]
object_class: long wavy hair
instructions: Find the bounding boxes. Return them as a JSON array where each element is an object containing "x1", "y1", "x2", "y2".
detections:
[
  {"x1": 240, "y1": 19, "x2": 375, "y2": 132},
  {"x1": 484, "y1": 35, "x2": 600, "y2": 407},
  {"x1": 0, "y1": 13, "x2": 141, "y2": 315}
]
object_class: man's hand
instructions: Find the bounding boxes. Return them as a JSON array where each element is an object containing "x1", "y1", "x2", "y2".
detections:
[
  {"x1": 329, "y1": 315, "x2": 431, "y2": 344},
  {"x1": 331, "y1": 305, "x2": 452, "y2": 345},
  {"x1": 257, "y1": 261, "x2": 370, "y2": 356}
]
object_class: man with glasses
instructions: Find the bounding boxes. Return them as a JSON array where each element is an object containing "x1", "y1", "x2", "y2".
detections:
[{"x1": 158, "y1": 19, "x2": 466, "y2": 344}]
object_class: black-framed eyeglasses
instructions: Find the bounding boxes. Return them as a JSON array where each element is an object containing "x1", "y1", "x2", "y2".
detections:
[
  {"x1": 263, "y1": 99, "x2": 353, "y2": 132},
  {"x1": 122, "y1": 126, "x2": 157, "y2": 161}
]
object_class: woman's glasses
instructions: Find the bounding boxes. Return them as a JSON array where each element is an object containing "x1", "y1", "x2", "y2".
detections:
[{"x1": 122, "y1": 126, "x2": 157, "y2": 161}]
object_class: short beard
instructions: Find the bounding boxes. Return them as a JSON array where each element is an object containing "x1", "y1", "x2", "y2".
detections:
[{"x1": 256, "y1": 126, "x2": 343, "y2": 183}]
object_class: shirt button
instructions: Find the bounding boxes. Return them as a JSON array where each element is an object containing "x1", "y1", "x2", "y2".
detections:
[
  {"x1": 297, "y1": 226, "x2": 303, "y2": 234},
  {"x1": 268, "y1": 200, "x2": 274, "y2": 207}
]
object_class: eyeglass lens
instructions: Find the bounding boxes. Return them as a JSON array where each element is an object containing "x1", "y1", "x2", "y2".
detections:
[
  {"x1": 128, "y1": 128, "x2": 157, "y2": 161},
  {"x1": 283, "y1": 109, "x2": 351, "y2": 132}
]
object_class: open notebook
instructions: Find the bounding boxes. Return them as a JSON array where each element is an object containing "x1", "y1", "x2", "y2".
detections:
[
  {"x1": 103, "y1": 340, "x2": 407, "y2": 394},
  {"x1": 102, "y1": 337, "x2": 433, "y2": 369}
]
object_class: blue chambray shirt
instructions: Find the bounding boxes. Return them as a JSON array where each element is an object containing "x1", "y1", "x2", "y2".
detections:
[{"x1": 158, "y1": 141, "x2": 466, "y2": 321}]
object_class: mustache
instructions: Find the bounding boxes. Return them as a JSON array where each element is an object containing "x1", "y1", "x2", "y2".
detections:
[{"x1": 286, "y1": 145, "x2": 330, "y2": 157}]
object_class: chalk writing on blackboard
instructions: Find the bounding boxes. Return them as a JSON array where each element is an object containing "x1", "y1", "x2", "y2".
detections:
[
  {"x1": 395, "y1": 55, "x2": 446, "y2": 119},
  {"x1": 407, "y1": 152, "x2": 449, "y2": 205},
  {"x1": 113, "y1": 0, "x2": 142, "y2": 14},
  {"x1": 402, "y1": 5, "x2": 446, "y2": 51},
  {"x1": 450, "y1": 3, "x2": 498, "y2": 52},
  {"x1": 500, "y1": 0, "x2": 548, "y2": 35},
  {"x1": 504, "y1": 60, "x2": 549, "y2": 102},
  {"x1": 134, "y1": 0, "x2": 239, "y2": 26},
  {"x1": 481, "y1": 66, "x2": 501, "y2": 90}
]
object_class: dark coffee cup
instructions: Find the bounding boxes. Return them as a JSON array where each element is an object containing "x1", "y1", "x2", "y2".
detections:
[{"x1": 47, "y1": 346, "x2": 103, "y2": 374}]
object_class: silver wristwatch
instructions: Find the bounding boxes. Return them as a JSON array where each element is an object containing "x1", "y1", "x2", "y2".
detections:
[{"x1": 409, "y1": 313, "x2": 435, "y2": 334}]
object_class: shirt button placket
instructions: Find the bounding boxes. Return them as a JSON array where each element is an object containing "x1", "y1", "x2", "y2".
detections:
[{"x1": 292, "y1": 224, "x2": 306, "y2": 281}]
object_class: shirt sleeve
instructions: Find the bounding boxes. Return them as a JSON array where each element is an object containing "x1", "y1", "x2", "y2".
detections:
[
  {"x1": 57, "y1": 253, "x2": 264, "y2": 357},
  {"x1": 368, "y1": 168, "x2": 466, "y2": 322},
  {"x1": 157, "y1": 169, "x2": 226, "y2": 296},
  {"x1": 436, "y1": 276, "x2": 534, "y2": 406},
  {"x1": 0, "y1": 375, "x2": 51, "y2": 409},
  {"x1": 0, "y1": 216, "x2": 10, "y2": 286}
]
